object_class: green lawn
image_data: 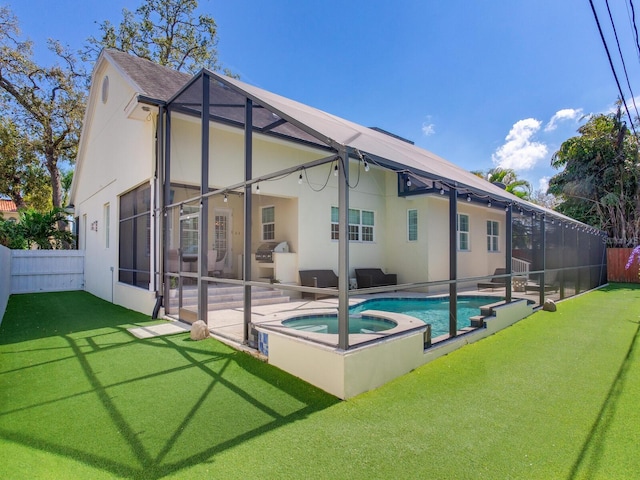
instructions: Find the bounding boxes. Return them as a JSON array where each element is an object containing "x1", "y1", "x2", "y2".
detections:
[{"x1": 1, "y1": 286, "x2": 639, "y2": 479}]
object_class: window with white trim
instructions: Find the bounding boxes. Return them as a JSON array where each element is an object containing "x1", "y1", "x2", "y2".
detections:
[
  {"x1": 407, "y1": 209, "x2": 418, "y2": 241},
  {"x1": 261, "y1": 206, "x2": 275, "y2": 241},
  {"x1": 487, "y1": 220, "x2": 499, "y2": 252},
  {"x1": 331, "y1": 206, "x2": 375, "y2": 242},
  {"x1": 457, "y1": 213, "x2": 470, "y2": 251}
]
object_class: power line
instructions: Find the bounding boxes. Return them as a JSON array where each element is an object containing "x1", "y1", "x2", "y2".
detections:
[
  {"x1": 605, "y1": 0, "x2": 640, "y2": 123},
  {"x1": 588, "y1": 0, "x2": 639, "y2": 137},
  {"x1": 628, "y1": 0, "x2": 640, "y2": 65}
]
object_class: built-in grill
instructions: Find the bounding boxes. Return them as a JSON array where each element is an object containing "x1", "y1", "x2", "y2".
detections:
[{"x1": 255, "y1": 241, "x2": 289, "y2": 262}]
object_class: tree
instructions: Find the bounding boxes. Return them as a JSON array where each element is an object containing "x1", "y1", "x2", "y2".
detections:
[
  {"x1": 0, "y1": 6, "x2": 86, "y2": 212},
  {"x1": 548, "y1": 106, "x2": 640, "y2": 246},
  {"x1": 472, "y1": 167, "x2": 532, "y2": 200},
  {"x1": 0, "y1": 116, "x2": 52, "y2": 212},
  {"x1": 86, "y1": 0, "x2": 233, "y2": 75},
  {"x1": 0, "y1": 207, "x2": 73, "y2": 249}
]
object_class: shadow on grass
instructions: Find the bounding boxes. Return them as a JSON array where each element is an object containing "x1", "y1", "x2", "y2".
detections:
[
  {"x1": 0, "y1": 292, "x2": 339, "y2": 479},
  {"x1": 567, "y1": 284, "x2": 640, "y2": 479}
]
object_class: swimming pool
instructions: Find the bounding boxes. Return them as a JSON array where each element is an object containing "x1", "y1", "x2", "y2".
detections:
[
  {"x1": 282, "y1": 296, "x2": 502, "y2": 338},
  {"x1": 350, "y1": 296, "x2": 500, "y2": 337}
]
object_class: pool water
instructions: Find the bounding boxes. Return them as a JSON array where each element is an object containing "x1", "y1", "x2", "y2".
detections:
[
  {"x1": 283, "y1": 315, "x2": 397, "y2": 334},
  {"x1": 282, "y1": 296, "x2": 501, "y2": 337},
  {"x1": 350, "y1": 296, "x2": 501, "y2": 337}
]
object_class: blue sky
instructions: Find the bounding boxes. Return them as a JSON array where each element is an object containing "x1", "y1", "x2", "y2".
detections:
[{"x1": 6, "y1": 0, "x2": 639, "y2": 194}]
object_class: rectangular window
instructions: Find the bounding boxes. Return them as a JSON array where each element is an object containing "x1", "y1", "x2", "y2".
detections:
[
  {"x1": 457, "y1": 213, "x2": 470, "y2": 251},
  {"x1": 104, "y1": 203, "x2": 110, "y2": 248},
  {"x1": 487, "y1": 220, "x2": 499, "y2": 252},
  {"x1": 119, "y1": 184, "x2": 151, "y2": 288},
  {"x1": 261, "y1": 206, "x2": 275, "y2": 241},
  {"x1": 407, "y1": 209, "x2": 418, "y2": 241},
  {"x1": 331, "y1": 207, "x2": 374, "y2": 242},
  {"x1": 331, "y1": 206, "x2": 339, "y2": 240}
]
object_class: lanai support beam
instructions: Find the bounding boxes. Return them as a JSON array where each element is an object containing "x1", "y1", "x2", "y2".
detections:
[
  {"x1": 539, "y1": 215, "x2": 546, "y2": 306},
  {"x1": 449, "y1": 187, "x2": 457, "y2": 338},
  {"x1": 198, "y1": 72, "x2": 210, "y2": 321},
  {"x1": 243, "y1": 98, "x2": 253, "y2": 343},
  {"x1": 505, "y1": 204, "x2": 513, "y2": 303},
  {"x1": 162, "y1": 108, "x2": 171, "y2": 304},
  {"x1": 337, "y1": 148, "x2": 350, "y2": 350}
]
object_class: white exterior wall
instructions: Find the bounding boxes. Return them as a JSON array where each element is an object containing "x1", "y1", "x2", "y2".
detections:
[
  {"x1": 74, "y1": 62, "x2": 514, "y2": 317},
  {"x1": 73, "y1": 61, "x2": 157, "y2": 315}
]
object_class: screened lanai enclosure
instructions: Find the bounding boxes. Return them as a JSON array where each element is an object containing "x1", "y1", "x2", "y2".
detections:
[{"x1": 154, "y1": 69, "x2": 607, "y2": 355}]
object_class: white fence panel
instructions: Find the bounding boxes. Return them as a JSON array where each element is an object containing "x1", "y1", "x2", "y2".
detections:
[{"x1": 11, "y1": 250, "x2": 85, "y2": 294}]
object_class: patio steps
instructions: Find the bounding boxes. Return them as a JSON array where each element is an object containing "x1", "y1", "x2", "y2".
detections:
[{"x1": 178, "y1": 285, "x2": 290, "y2": 311}]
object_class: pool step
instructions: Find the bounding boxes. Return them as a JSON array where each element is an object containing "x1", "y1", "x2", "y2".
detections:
[
  {"x1": 469, "y1": 315, "x2": 485, "y2": 328},
  {"x1": 480, "y1": 301, "x2": 504, "y2": 317}
]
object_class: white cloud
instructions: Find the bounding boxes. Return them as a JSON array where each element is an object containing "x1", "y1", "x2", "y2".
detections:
[
  {"x1": 422, "y1": 121, "x2": 435, "y2": 136},
  {"x1": 544, "y1": 108, "x2": 584, "y2": 132},
  {"x1": 492, "y1": 118, "x2": 548, "y2": 171},
  {"x1": 538, "y1": 176, "x2": 549, "y2": 192}
]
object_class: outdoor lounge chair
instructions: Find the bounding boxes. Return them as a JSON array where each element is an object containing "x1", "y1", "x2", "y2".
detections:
[
  {"x1": 525, "y1": 271, "x2": 559, "y2": 293},
  {"x1": 355, "y1": 268, "x2": 397, "y2": 288},
  {"x1": 299, "y1": 269, "x2": 339, "y2": 300},
  {"x1": 477, "y1": 268, "x2": 508, "y2": 290}
]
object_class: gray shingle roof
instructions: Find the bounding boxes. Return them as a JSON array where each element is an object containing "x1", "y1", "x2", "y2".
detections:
[{"x1": 104, "y1": 49, "x2": 191, "y2": 102}]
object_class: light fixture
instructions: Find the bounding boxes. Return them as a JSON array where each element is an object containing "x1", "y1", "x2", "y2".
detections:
[
  {"x1": 467, "y1": 194, "x2": 472, "y2": 202},
  {"x1": 223, "y1": 194, "x2": 228, "y2": 203},
  {"x1": 505, "y1": 205, "x2": 509, "y2": 211},
  {"x1": 406, "y1": 176, "x2": 412, "y2": 187},
  {"x1": 440, "y1": 187, "x2": 445, "y2": 195},
  {"x1": 334, "y1": 164, "x2": 338, "y2": 176},
  {"x1": 364, "y1": 160, "x2": 370, "y2": 172},
  {"x1": 256, "y1": 183, "x2": 260, "y2": 194},
  {"x1": 487, "y1": 200, "x2": 492, "y2": 207},
  {"x1": 298, "y1": 173, "x2": 303, "y2": 184}
]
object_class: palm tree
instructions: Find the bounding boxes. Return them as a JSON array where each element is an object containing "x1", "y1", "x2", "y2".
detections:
[{"x1": 472, "y1": 167, "x2": 531, "y2": 200}]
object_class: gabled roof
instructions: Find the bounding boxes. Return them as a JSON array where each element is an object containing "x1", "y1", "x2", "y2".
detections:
[
  {"x1": 99, "y1": 50, "x2": 583, "y2": 224},
  {"x1": 103, "y1": 49, "x2": 191, "y2": 102},
  {"x1": 0, "y1": 199, "x2": 17, "y2": 212}
]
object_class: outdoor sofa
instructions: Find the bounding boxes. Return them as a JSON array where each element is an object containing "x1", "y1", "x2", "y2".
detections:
[
  {"x1": 299, "y1": 269, "x2": 339, "y2": 300},
  {"x1": 355, "y1": 268, "x2": 397, "y2": 288}
]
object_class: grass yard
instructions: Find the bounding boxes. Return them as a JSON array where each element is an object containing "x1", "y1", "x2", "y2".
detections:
[{"x1": 1, "y1": 285, "x2": 639, "y2": 479}]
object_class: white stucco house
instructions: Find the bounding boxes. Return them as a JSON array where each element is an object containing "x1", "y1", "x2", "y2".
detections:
[{"x1": 70, "y1": 50, "x2": 606, "y2": 396}]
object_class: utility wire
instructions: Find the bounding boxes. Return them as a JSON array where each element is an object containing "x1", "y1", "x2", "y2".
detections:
[
  {"x1": 589, "y1": 0, "x2": 639, "y2": 137},
  {"x1": 605, "y1": 0, "x2": 640, "y2": 123},
  {"x1": 628, "y1": 0, "x2": 640, "y2": 64}
]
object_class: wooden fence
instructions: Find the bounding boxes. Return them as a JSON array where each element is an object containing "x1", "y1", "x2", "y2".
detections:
[
  {"x1": 607, "y1": 248, "x2": 639, "y2": 283},
  {"x1": 10, "y1": 250, "x2": 85, "y2": 294}
]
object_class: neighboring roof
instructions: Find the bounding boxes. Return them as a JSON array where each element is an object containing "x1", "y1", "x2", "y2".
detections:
[{"x1": 0, "y1": 199, "x2": 17, "y2": 212}]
